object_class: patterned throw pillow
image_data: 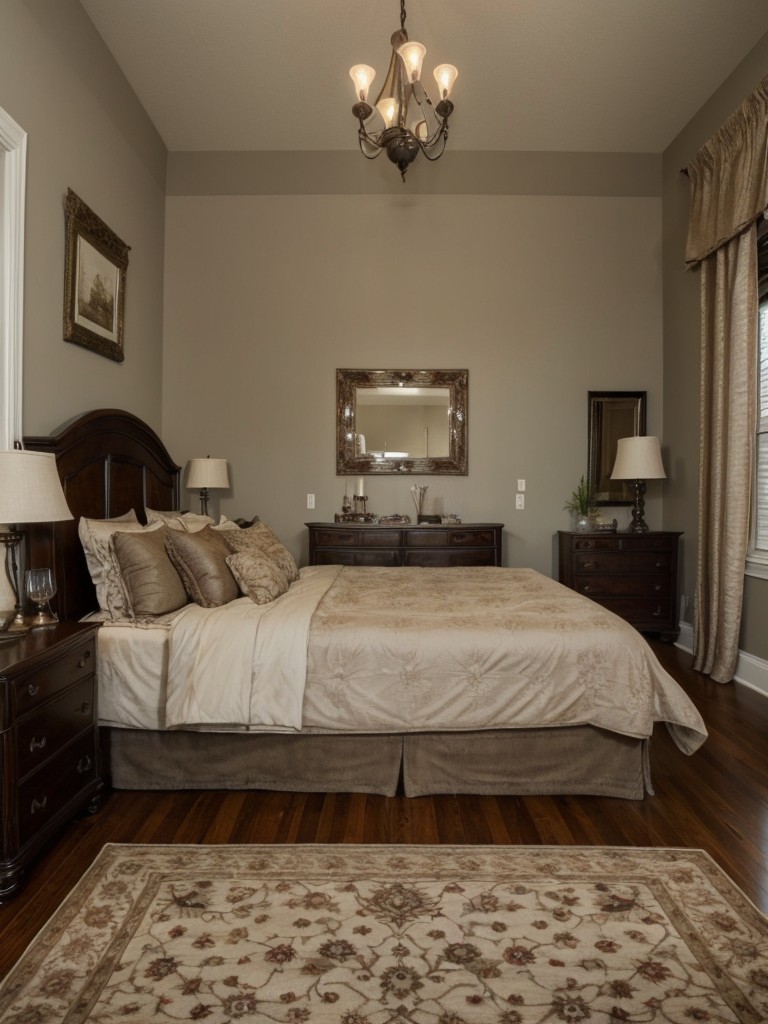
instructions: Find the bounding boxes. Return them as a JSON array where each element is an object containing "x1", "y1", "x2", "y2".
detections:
[
  {"x1": 223, "y1": 522, "x2": 299, "y2": 582},
  {"x1": 226, "y1": 551, "x2": 290, "y2": 605},
  {"x1": 165, "y1": 525, "x2": 239, "y2": 608},
  {"x1": 78, "y1": 510, "x2": 151, "y2": 618},
  {"x1": 113, "y1": 526, "x2": 188, "y2": 617},
  {"x1": 145, "y1": 508, "x2": 216, "y2": 532}
]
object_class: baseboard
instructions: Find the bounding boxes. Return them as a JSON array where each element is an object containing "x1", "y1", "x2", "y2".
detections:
[{"x1": 675, "y1": 620, "x2": 768, "y2": 698}]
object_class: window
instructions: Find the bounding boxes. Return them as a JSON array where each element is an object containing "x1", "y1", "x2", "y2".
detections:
[{"x1": 747, "y1": 220, "x2": 768, "y2": 577}]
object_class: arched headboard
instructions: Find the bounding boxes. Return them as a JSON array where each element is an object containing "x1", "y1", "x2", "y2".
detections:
[{"x1": 24, "y1": 409, "x2": 180, "y2": 622}]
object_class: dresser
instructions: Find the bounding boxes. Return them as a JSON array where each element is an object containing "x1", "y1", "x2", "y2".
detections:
[
  {"x1": 557, "y1": 530, "x2": 682, "y2": 640},
  {"x1": 0, "y1": 622, "x2": 103, "y2": 902},
  {"x1": 307, "y1": 522, "x2": 503, "y2": 567}
]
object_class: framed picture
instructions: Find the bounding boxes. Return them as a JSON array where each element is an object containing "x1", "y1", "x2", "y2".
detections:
[{"x1": 63, "y1": 189, "x2": 130, "y2": 362}]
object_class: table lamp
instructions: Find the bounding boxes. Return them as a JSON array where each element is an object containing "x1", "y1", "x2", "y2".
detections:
[
  {"x1": 0, "y1": 449, "x2": 74, "y2": 636},
  {"x1": 611, "y1": 435, "x2": 666, "y2": 533},
  {"x1": 186, "y1": 457, "x2": 229, "y2": 516}
]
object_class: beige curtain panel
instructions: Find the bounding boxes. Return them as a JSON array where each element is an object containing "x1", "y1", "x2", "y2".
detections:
[{"x1": 685, "y1": 75, "x2": 766, "y2": 683}]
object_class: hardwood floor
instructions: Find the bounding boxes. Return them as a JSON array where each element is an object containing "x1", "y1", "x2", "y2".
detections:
[{"x1": 1, "y1": 640, "x2": 766, "y2": 980}]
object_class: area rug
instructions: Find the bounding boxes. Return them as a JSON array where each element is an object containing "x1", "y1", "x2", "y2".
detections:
[{"x1": 0, "y1": 845, "x2": 766, "y2": 1023}]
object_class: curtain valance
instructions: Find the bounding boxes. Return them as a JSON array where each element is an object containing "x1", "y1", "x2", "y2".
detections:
[{"x1": 685, "y1": 75, "x2": 768, "y2": 267}]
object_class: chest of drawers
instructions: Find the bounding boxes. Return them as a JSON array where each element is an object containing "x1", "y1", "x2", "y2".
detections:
[
  {"x1": 0, "y1": 622, "x2": 103, "y2": 901},
  {"x1": 557, "y1": 530, "x2": 682, "y2": 640},
  {"x1": 307, "y1": 522, "x2": 503, "y2": 567}
]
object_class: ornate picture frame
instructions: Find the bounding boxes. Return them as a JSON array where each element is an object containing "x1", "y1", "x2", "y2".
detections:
[{"x1": 63, "y1": 189, "x2": 130, "y2": 362}]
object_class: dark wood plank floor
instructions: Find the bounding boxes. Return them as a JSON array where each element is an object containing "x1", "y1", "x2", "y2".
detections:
[{"x1": 1, "y1": 640, "x2": 766, "y2": 980}]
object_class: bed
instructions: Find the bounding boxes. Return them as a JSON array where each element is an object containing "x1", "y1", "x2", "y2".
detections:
[{"x1": 23, "y1": 409, "x2": 707, "y2": 799}]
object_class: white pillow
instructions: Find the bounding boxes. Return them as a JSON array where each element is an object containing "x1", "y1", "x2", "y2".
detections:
[{"x1": 78, "y1": 513, "x2": 163, "y2": 618}]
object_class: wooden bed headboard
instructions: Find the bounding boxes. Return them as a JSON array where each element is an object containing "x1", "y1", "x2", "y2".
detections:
[{"x1": 23, "y1": 409, "x2": 180, "y2": 622}]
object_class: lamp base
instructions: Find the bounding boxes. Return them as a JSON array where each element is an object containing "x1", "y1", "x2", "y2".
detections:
[{"x1": 626, "y1": 479, "x2": 649, "y2": 533}]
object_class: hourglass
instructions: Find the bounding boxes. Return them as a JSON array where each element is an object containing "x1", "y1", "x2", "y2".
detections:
[{"x1": 25, "y1": 568, "x2": 58, "y2": 627}]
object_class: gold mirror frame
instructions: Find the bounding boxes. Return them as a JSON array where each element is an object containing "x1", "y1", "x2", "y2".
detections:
[
  {"x1": 587, "y1": 390, "x2": 646, "y2": 505},
  {"x1": 337, "y1": 369, "x2": 468, "y2": 476}
]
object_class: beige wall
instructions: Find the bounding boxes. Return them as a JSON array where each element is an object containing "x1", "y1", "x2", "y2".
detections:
[
  {"x1": 662, "y1": 32, "x2": 768, "y2": 660},
  {"x1": 0, "y1": 0, "x2": 167, "y2": 438},
  {"x1": 162, "y1": 193, "x2": 663, "y2": 571}
]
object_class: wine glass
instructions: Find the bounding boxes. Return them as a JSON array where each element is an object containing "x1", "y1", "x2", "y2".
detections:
[{"x1": 25, "y1": 568, "x2": 58, "y2": 627}]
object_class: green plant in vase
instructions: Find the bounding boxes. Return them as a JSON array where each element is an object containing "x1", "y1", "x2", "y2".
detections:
[{"x1": 564, "y1": 475, "x2": 597, "y2": 531}]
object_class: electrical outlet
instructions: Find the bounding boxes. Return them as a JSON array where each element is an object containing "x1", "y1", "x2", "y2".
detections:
[
  {"x1": 517, "y1": 479, "x2": 526, "y2": 491},
  {"x1": 515, "y1": 493, "x2": 525, "y2": 510},
  {"x1": 307, "y1": 493, "x2": 315, "y2": 510}
]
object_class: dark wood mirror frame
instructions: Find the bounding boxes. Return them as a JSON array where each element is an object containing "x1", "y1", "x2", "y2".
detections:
[
  {"x1": 336, "y1": 368, "x2": 468, "y2": 476},
  {"x1": 587, "y1": 390, "x2": 646, "y2": 505}
]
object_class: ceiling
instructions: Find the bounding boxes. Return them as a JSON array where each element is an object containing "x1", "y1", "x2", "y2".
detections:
[{"x1": 79, "y1": 0, "x2": 768, "y2": 154}]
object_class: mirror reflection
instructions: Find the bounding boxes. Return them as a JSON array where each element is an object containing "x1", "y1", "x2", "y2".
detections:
[
  {"x1": 587, "y1": 390, "x2": 647, "y2": 505},
  {"x1": 337, "y1": 369, "x2": 468, "y2": 476}
]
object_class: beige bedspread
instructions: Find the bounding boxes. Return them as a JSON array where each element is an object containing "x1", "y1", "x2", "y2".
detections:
[{"x1": 162, "y1": 565, "x2": 706, "y2": 753}]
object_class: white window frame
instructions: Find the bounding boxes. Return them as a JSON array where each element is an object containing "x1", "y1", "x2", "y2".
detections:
[
  {"x1": 746, "y1": 218, "x2": 768, "y2": 579},
  {"x1": 0, "y1": 105, "x2": 26, "y2": 451}
]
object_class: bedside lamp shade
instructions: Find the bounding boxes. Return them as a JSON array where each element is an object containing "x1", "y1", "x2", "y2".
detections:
[
  {"x1": 186, "y1": 457, "x2": 229, "y2": 516},
  {"x1": 611, "y1": 436, "x2": 666, "y2": 533},
  {"x1": 0, "y1": 450, "x2": 73, "y2": 634}
]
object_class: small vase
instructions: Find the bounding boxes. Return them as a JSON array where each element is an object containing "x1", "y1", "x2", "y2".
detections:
[{"x1": 574, "y1": 514, "x2": 592, "y2": 532}]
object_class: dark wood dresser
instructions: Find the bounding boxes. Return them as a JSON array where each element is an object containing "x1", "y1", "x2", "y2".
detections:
[
  {"x1": 307, "y1": 522, "x2": 503, "y2": 567},
  {"x1": 0, "y1": 621, "x2": 103, "y2": 901},
  {"x1": 557, "y1": 530, "x2": 682, "y2": 640}
]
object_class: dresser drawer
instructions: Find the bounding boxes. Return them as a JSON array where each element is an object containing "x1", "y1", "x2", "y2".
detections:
[
  {"x1": 404, "y1": 549, "x2": 496, "y2": 567},
  {"x1": 312, "y1": 528, "x2": 402, "y2": 548},
  {"x1": 573, "y1": 551, "x2": 671, "y2": 574},
  {"x1": 594, "y1": 596, "x2": 675, "y2": 627},
  {"x1": 314, "y1": 548, "x2": 401, "y2": 567},
  {"x1": 17, "y1": 730, "x2": 98, "y2": 845},
  {"x1": 573, "y1": 575, "x2": 671, "y2": 599},
  {"x1": 15, "y1": 636, "x2": 96, "y2": 715},
  {"x1": 16, "y1": 677, "x2": 95, "y2": 779},
  {"x1": 406, "y1": 529, "x2": 497, "y2": 549}
]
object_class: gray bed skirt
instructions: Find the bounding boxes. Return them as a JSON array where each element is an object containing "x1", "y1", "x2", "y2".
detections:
[{"x1": 104, "y1": 725, "x2": 651, "y2": 799}]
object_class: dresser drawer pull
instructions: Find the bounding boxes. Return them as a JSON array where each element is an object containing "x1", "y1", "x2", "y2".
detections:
[
  {"x1": 77, "y1": 754, "x2": 93, "y2": 774},
  {"x1": 30, "y1": 796, "x2": 48, "y2": 815},
  {"x1": 29, "y1": 736, "x2": 47, "y2": 753},
  {"x1": 655, "y1": 561, "x2": 664, "y2": 569},
  {"x1": 652, "y1": 606, "x2": 662, "y2": 617},
  {"x1": 78, "y1": 701, "x2": 92, "y2": 715},
  {"x1": 654, "y1": 584, "x2": 662, "y2": 592},
  {"x1": 582, "y1": 585, "x2": 591, "y2": 593},
  {"x1": 27, "y1": 683, "x2": 39, "y2": 698},
  {"x1": 77, "y1": 650, "x2": 93, "y2": 670},
  {"x1": 582, "y1": 561, "x2": 595, "y2": 569}
]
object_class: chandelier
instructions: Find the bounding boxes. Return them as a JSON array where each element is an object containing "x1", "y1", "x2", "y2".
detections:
[{"x1": 349, "y1": 0, "x2": 458, "y2": 181}]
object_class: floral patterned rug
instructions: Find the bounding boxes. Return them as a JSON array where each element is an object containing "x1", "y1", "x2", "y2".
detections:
[{"x1": 0, "y1": 844, "x2": 766, "y2": 1023}]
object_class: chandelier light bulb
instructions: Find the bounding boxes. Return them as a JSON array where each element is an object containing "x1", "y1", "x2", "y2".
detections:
[
  {"x1": 349, "y1": 64, "x2": 376, "y2": 102},
  {"x1": 433, "y1": 64, "x2": 458, "y2": 100},
  {"x1": 397, "y1": 40, "x2": 426, "y2": 82},
  {"x1": 376, "y1": 97, "x2": 398, "y2": 128},
  {"x1": 411, "y1": 118, "x2": 428, "y2": 141}
]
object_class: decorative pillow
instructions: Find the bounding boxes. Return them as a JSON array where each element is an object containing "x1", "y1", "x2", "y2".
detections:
[
  {"x1": 145, "y1": 508, "x2": 216, "y2": 532},
  {"x1": 78, "y1": 510, "x2": 147, "y2": 618},
  {"x1": 113, "y1": 526, "x2": 188, "y2": 617},
  {"x1": 165, "y1": 526, "x2": 239, "y2": 608},
  {"x1": 223, "y1": 522, "x2": 299, "y2": 583},
  {"x1": 226, "y1": 551, "x2": 290, "y2": 605}
]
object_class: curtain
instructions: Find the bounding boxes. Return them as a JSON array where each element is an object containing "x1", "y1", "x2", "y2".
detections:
[{"x1": 685, "y1": 76, "x2": 768, "y2": 683}]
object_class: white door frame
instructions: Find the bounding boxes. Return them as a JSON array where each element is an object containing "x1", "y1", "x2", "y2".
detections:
[{"x1": 0, "y1": 106, "x2": 26, "y2": 450}]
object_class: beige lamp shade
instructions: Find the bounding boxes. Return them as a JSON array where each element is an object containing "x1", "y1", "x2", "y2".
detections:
[
  {"x1": 611, "y1": 436, "x2": 666, "y2": 481},
  {"x1": 0, "y1": 450, "x2": 73, "y2": 524},
  {"x1": 186, "y1": 458, "x2": 230, "y2": 490}
]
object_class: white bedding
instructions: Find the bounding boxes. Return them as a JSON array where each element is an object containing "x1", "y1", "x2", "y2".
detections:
[{"x1": 96, "y1": 565, "x2": 707, "y2": 753}]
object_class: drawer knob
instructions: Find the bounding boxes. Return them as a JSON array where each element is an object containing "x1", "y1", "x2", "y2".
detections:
[
  {"x1": 654, "y1": 584, "x2": 661, "y2": 592},
  {"x1": 652, "y1": 606, "x2": 662, "y2": 617},
  {"x1": 78, "y1": 700, "x2": 92, "y2": 715},
  {"x1": 27, "y1": 683, "x2": 39, "y2": 698},
  {"x1": 655, "y1": 561, "x2": 664, "y2": 569},
  {"x1": 30, "y1": 796, "x2": 48, "y2": 815},
  {"x1": 582, "y1": 585, "x2": 591, "y2": 593},
  {"x1": 583, "y1": 561, "x2": 595, "y2": 569},
  {"x1": 29, "y1": 736, "x2": 47, "y2": 753},
  {"x1": 77, "y1": 754, "x2": 93, "y2": 774},
  {"x1": 77, "y1": 650, "x2": 93, "y2": 669}
]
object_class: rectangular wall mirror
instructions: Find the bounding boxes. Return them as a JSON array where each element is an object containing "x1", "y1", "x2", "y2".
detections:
[
  {"x1": 587, "y1": 390, "x2": 646, "y2": 505},
  {"x1": 337, "y1": 369, "x2": 468, "y2": 476}
]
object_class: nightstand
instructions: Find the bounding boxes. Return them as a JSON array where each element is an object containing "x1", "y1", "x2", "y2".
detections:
[
  {"x1": 0, "y1": 622, "x2": 103, "y2": 902},
  {"x1": 557, "y1": 530, "x2": 682, "y2": 641}
]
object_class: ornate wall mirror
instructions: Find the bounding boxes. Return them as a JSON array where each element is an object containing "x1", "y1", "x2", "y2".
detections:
[
  {"x1": 587, "y1": 391, "x2": 646, "y2": 505},
  {"x1": 337, "y1": 369, "x2": 468, "y2": 475}
]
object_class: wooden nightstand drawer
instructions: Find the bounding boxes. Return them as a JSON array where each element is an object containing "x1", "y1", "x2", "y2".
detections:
[
  {"x1": 17, "y1": 731, "x2": 98, "y2": 845},
  {"x1": 15, "y1": 635, "x2": 96, "y2": 716},
  {"x1": 574, "y1": 575, "x2": 671, "y2": 599},
  {"x1": 16, "y1": 677, "x2": 95, "y2": 779},
  {"x1": 574, "y1": 551, "x2": 671, "y2": 574},
  {"x1": 596, "y1": 596, "x2": 675, "y2": 626}
]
